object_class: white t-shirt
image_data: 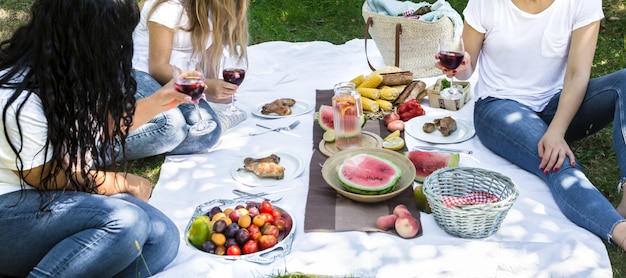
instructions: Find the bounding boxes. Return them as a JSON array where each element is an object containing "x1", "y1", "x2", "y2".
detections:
[
  {"x1": 132, "y1": 0, "x2": 213, "y2": 73},
  {"x1": 0, "y1": 76, "x2": 51, "y2": 195},
  {"x1": 464, "y1": 0, "x2": 604, "y2": 111}
]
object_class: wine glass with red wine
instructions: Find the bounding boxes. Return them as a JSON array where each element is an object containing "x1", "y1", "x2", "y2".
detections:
[
  {"x1": 172, "y1": 63, "x2": 214, "y2": 134},
  {"x1": 438, "y1": 36, "x2": 465, "y2": 98},
  {"x1": 221, "y1": 47, "x2": 247, "y2": 115}
]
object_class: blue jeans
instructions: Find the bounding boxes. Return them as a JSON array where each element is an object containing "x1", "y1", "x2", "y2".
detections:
[
  {"x1": 104, "y1": 71, "x2": 223, "y2": 164},
  {"x1": 474, "y1": 69, "x2": 626, "y2": 242},
  {"x1": 0, "y1": 191, "x2": 179, "y2": 277}
]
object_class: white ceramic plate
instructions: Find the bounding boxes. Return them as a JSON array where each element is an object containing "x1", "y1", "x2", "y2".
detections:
[
  {"x1": 231, "y1": 151, "x2": 305, "y2": 186},
  {"x1": 405, "y1": 115, "x2": 475, "y2": 144},
  {"x1": 252, "y1": 100, "x2": 314, "y2": 118}
]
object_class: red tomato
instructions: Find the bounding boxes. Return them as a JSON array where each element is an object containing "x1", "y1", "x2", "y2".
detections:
[
  {"x1": 274, "y1": 216, "x2": 286, "y2": 230},
  {"x1": 262, "y1": 224, "x2": 279, "y2": 237},
  {"x1": 260, "y1": 212, "x2": 274, "y2": 224},
  {"x1": 258, "y1": 235, "x2": 278, "y2": 250},
  {"x1": 271, "y1": 209, "x2": 282, "y2": 219},
  {"x1": 260, "y1": 201, "x2": 273, "y2": 214},
  {"x1": 247, "y1": 225, "x2": 262, "y2": 241},
  {"x1": 242, "y1": 240, "x2": 259, "y2": 254},
  {"x1": 226, "y1": 245, "x2": 241, "y2": 256}
]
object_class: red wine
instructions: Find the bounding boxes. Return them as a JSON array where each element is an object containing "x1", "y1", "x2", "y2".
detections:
[
  {"x1": 223, "y1": 68, "x2": 246, "y2": 85},
  {"x1": 438, "y1": 51, "x2": 464, "y2": 70},
  {"x1": 174, "y1": 79, "x2": 205, "y2": 101}
]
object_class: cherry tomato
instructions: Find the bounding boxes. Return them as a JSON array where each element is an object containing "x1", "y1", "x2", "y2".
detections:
[
  {"x1": 258, "y1": 235, "x2": 277, "y2": 250},
  {"x1": 226, "y1": 245, "x2": 241, "y2": 256},
  {"x1": 262, "y1": 224, "x2": 279, "y2": 237},
  {"x1": 274, "y1": 216, "x2": 286, "y2": 230},
  {"x1": 260, "y1": 201, "x2": 273, "y2": 214},
  {"x1": 247, "y1": 224, "x2": 262, "y2": 241},
  {"x1": 242, "y1": 240, "x2": 259, "y2": 254},
  {"x1": 271, "y1": 209, "x2": 282, "y2": 219},
  {"x1": 260, "y1": 212, "x2": 274, "y2": 224}
]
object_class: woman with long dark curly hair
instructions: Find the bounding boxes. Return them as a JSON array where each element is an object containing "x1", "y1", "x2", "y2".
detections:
[{"x1": 0, "y1": 0, "x2": 190, "y2": 276}]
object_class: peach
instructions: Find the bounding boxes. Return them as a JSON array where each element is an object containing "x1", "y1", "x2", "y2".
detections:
[
  {"x1": 387, "y1": 120, "x2": 405, "y2": 132},
  {"x1": 376, "y1": 214, "x2": 398, "y2": 231},
  {"x1": 393, "y1": 204, "x2": 412, "y2": 218},
  {"x1": 395, "y1": 216, "x2": 420, "y2": 238},
  {"x1": 383, "y1": 113, "x2": 401, "y2": 126}
]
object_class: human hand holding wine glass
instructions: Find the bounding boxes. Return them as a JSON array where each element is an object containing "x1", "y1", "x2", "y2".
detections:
[
  {"x1": 221, "y1": 49, "x2": 247, "y2": 115},
  {"x1": 172, "y1": 62, "x2": 215, "y2": 134},
  {"x1": 437, "y1": 35, "x2": 465, "y2": 99}
]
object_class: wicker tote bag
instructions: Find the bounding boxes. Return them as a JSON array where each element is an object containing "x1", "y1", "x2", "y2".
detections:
[{"x1": 362, "y1": 0, "x2": 454, "y2": 78}]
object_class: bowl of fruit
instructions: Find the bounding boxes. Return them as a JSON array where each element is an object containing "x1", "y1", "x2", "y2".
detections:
[{"x1": 184, "y1": 199, "x2": 295, "y2": 263}]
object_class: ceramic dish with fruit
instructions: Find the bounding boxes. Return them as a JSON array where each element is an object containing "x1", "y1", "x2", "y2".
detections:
[
  {"x1": 321, "y1": 148, "x2": 416, "y2": 203},
  {"x1": 184, "y1": 199, "x2": 295, "y2": 263}
]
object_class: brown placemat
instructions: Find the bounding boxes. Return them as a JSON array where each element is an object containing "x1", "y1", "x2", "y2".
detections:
[{"x1": 304, "y1": 89, "x2": 422, "y2": 237}]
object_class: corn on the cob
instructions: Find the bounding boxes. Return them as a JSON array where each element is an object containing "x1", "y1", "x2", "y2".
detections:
[
  {"x1": 361, "y1": 97, "x2": 380, "y2": 112},
  {"x1": 379, "y1": 86, "x2": 400, "y2": 101},
  {"x1": 375, "y1": 99, "x2": 394, "y2": 112},
  {"x1": 356, "y1": 87, "x2": 380, "y2": 100},
  {"x1": 350, "y1": 75, "x2": 365, "y2": 87},
  {"x1": 358, "y1": 71, "x2": 383, "y2": 88}
]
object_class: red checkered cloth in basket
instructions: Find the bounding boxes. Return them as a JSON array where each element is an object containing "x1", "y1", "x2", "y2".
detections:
[{"x1": 441, "y1": 191, "x2": 500, "y2": 208}]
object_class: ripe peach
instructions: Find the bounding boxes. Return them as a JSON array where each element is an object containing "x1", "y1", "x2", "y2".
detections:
[
  {"x1": 393, "y1": 204, "x2": 412, "y2": 218},
  {"x1": 387, "y1": 120, "x2": 405, "y2": 132},
  {"x1": 383, "y1": 113, "x2": 401, "y2": 126},
  {"x1": 395, "y1": 216, "x2": 420, "y2": 238},
  {"x1": 376, "y1": 214, "x2": 398, "y2": 231}
]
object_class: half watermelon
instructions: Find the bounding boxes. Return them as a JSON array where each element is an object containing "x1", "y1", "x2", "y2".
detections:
[
  {"x1": 406, "y1": 151, "x2": 460, "y2": 182},
  {"x1": 338, "y1": 153, "x2": 402, "y2": 195}
]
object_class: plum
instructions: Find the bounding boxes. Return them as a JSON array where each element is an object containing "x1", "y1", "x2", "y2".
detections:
[
  {"x1": 235, "y1": 229, "x2": 250, "y2": 245},
  {"x1": 395, "y1": 216, "x2": 420, "y2": 238},
  {"x1": 212, "y1": 219, "x2": 227, "y2": 234},
  {"x1": 376, "y1": 214, "x2": 398, "y2": 231},
  {"x1": 224, "y1": 223, "x2": 240, "y2": 238}
]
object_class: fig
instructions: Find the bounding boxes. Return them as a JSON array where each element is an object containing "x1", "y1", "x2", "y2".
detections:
[
  {"x1": 224, "y1": 223, "x2": 240, "y2": 238},
  {"x1": 235, "y1": 228, "x2": 250, "y2": 245}
]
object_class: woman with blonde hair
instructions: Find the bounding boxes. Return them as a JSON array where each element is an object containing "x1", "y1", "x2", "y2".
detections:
[{"x1": 131, "y1": 0, "x2": 249, "y2": 144}]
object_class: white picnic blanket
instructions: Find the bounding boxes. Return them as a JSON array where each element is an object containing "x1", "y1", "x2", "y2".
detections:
[{"x1": 148, "y1": 39, "x2": 612, "y2": 277}]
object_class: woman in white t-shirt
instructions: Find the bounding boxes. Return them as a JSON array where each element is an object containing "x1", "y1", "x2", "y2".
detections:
[
  {"x1": 439, "y1": 0, "x2": 626, "y2": 250},
  {"x1": 0, "y1": 0, "x2": 188, "y2": 276},
  {"x1": 131, "y1": 0, "x2": 248, "y2": 139}
]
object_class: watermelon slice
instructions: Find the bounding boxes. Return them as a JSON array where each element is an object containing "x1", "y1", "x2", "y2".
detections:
[
  {"x1": 317, "y1": 104, "x2": 366, "y2": 132},
  {"x1": 338, "y1": 153, "x2": 402, "y2": 195},
  {"x1": 406, "y1": 151, "x2": 459, "y2": 182}
]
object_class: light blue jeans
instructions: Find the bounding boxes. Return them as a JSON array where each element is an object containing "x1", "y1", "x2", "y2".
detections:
[
  {"x1": 0, "y1": 190, "x2": 179, "y2": 277},
  {"x1": 104, "y1": 71, "x2": 222, "y2": 164},
  {"x1": 474, "y1": 69, "x2": 626, "y2": 242}
]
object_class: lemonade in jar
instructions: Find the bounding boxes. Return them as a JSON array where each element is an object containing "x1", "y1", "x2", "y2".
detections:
[{"x1": 332, "y1": 82, "x2": 363, "y2": 150}]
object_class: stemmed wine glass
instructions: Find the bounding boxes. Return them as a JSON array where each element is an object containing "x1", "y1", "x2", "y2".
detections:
[
  {"x1": 221, "y1": 47, "x2": 247, "y2": 115},
  {"x1": 172, "y1": 62, "x2": 214, "y2": 134},
  {"x1": 437, "y1": 35, "x2": 465, "y2": 99}
]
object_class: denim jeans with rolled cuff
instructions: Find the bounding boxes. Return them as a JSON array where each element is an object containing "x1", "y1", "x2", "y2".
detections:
[
  {"x1": 473, "y1": 69, "x2": 626, "y2": 243},
  {"x1": 102, "y1": 70, "x2": 223, "y2": 164}
]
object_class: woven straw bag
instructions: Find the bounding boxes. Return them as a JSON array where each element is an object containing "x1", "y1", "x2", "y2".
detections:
[
  {"x1": 423, "y1": 167, "x2": 519, "y2": 239},
  {"x1": 362, "y1": 1, "x2": 453, "y2": 78}
]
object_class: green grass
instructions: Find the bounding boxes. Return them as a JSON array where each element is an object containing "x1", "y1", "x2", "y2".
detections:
[{"x1": 1, "y1": 0, "x2": 625, "y2": 276}]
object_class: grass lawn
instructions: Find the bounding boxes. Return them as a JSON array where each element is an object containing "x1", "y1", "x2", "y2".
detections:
[{"x1": 1, "y1": 0, "x2": 625, "y2": 276}]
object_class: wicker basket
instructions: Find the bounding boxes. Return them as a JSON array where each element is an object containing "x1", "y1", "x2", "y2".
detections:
[
  {"x1": 423, "y1": 167, "x2": 519, "y2": 239},
  {"x1": 362, "y1": 1, "x2": 454, "y2": 78}
]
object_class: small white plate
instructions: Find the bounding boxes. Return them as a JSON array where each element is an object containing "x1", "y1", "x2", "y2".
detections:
[
  {"x1": 405, "y1": 115, "x2": 475, "y2": 144},
  {"x1": 252, "y1": 100, "x2": 314, "y2": 118},
  {"x1": 231, "y1": 151, "x2": 305, "y2": 186}
]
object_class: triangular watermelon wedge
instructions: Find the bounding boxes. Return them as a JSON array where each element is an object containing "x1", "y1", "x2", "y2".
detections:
[{"x1": 405, "y1": 150, "x2": 459, "y2": 182}]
